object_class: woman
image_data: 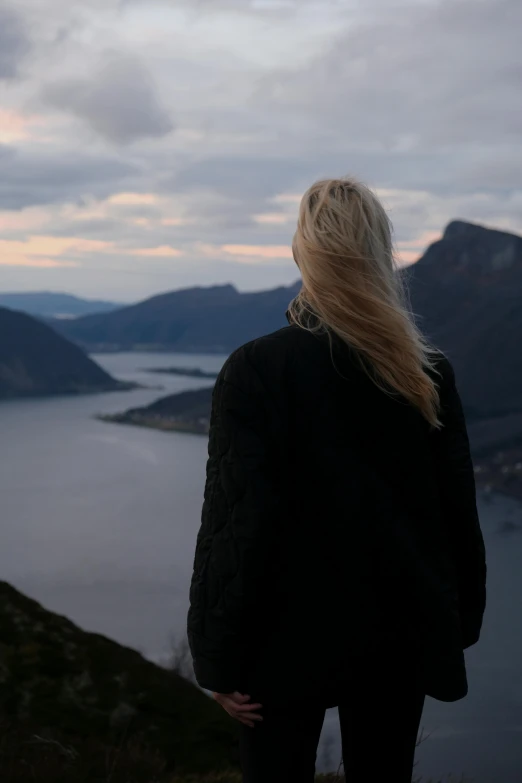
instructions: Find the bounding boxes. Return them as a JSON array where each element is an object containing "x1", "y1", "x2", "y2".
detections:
[{"x1": 187, "y1": 178, "x2": 487, "y2": 782}]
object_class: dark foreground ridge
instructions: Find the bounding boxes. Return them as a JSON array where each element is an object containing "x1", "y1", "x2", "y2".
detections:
[
  {"x1": 0, "y1": 307, "x2": 133, "y2": 399},
  {"x1": 0, "y1": 581, "x2": 240, "y2": 776},
  {"x1": 0, "y1": 582, "x2": 473, "y2": 782}
]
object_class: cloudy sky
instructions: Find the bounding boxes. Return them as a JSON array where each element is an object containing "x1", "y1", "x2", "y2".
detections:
[{"x1": 0, "y1": 0, "x2": 521, "y2": 302}]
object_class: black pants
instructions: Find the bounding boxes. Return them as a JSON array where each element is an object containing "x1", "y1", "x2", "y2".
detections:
[{"x1": 239, "y1": 654, "x2": 426, "y2": 783}]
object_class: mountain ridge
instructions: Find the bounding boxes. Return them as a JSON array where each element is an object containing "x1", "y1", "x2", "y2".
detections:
[
  {"x1": 408, "y1": 220, "x2": 522, "y2": 420},
  {"x1": 0, "y1": 292, "x2": 122, "y2": 318},
  {"x1": 0, "y1": 306, "x2": 129, "y2": 398},
  {"x1": 51, "y1": 281, "x2": 301, "y2": 354}
]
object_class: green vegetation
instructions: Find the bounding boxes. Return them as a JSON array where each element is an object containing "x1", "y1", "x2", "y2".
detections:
[
  {"x1": 0, "y1": 582, "x2": 239, "y2": 777},
  {"x1": 0, "y1": 722, "x2": 473, "y2": 783}
]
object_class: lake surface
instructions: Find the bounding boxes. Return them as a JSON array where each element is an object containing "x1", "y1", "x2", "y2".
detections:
[{"x1": 1, "y1": 352, "x2": 521, "y2": 782}]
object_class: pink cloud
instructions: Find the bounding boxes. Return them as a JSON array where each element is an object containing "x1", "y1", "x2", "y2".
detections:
[
  {"x1": 0, "y1": 236, "x2": 111, "y2": 268},
  {"x1": 395, "y1": 249, "x2": 420, "y2": 265},
  {"x1": 397, "y1": 230, "x2": 441, "y2": 249},
  {"x1": 271, "y1": 193, "x2": 302, "y2": 205},
  {"x1": 0, "y1": 208, "x2": 51, "y2": 232},
  {"x1": 0, "y1": 110, "x2": 44, "y2": 144},
  {"x1": 253, "y1": 212, "x2": 292, "y2": 225},
  {"x1": 129, "y1": 245, "x2": 183, "y2": 257},
  {"x1": 396, "y1": 230, "x2": 442, "y2": 266},
  {"x1": 0, "y1": 236, "x2": 111, "y2": 257},
  {"x1": 221, "y1": 244, "x2": 293, "y2": 260},
  {"x1": 107, "y1": 192, "x2": 159, "y2": 206}
]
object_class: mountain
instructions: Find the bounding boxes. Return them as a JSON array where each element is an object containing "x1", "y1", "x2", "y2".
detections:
[
  {"x1": 408, "y1": 220, "x2": 522, "y2": 420},
  {"x1": 51, "y1": 282, "x2": 301, "y2": 353},
  {"x1": 0, "y1": 307, "x2": 128, "y2": 398},
  {"x1": 0, "y1": 292, "x2": 122, "y2": 318},
  {"x1": 0, "y1": 581, "x2": 239, "y2": 776},
  {"x1": 100, "y1": 386, "x2": 214, "y2": 434}
]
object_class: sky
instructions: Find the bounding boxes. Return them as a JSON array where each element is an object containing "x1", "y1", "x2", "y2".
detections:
[{"x1": 0, "y1": 0, "x2": 521, "y2": 302}]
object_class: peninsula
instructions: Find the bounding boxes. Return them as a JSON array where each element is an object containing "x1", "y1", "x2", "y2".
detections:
[{"x1": 143, "y1": 366, "x2": 218, "y2": 379}]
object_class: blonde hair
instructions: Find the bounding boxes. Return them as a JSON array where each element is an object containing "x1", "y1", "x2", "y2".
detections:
[{"x1": 288, "y1": 177, "x2": 441, "y2": 427}]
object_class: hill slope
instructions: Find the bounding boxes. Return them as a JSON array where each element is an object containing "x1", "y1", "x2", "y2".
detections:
[
  {"x1": 408, "y1": 220, "x2": 522, "y2": 420},
  {"x1": 0, "y1": 307, "x2": 127, "y2": 398},
  {"x1": 0, "y1": 292, "x2": 121, "y2": 318},
  {"x1": 52, "y1": 283, "x2": 300, "y2": 354},
  {"x1": 0, "y1": 581, "x2": 239, "y2": 775}
]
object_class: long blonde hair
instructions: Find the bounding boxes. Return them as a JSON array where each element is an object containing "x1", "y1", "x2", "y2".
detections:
[{"x1": 288, "y1": 177, "x2": 441, "y2": 427}]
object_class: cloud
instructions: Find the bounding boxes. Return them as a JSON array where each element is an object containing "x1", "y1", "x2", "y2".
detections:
[
  {"x1": 0, "y1": 257, "x2": 78, "y2": 268},
  {"x1": 170, "y1": 156, "x2": 312, "y2": 199},
  {"x1": 1, "y1": 0, "x2": 521, "y2": 298},
  {"x1": 0, "y1": 110, "x2": 43, "y2": 144},
  {"x1": 0, "y1": 235, "x2": 101, "y2": 267},
  {"x1": 0, "y1": 231, "x2": 184, "y2": 269},
  {"x1": 0, "y1": 146, "x2": 138, "y2": 210},
  {"x1": 258, "y1": 0, "x2": 522, "y2": 149},
  {"x1": 107, "y1": 192, "x2": 159, "y2": 205},
  {"x1": 43, "y1": 55, "x2": 174, "y2": 144},
  {"x1": 195, "y1": 242, "x2": 293, "y2": 264},
  {"x1": 0, "y1": 4, "x2": 30, "y2": 79},
  {"x1": 129, "y1": 245, "x2": 183, "y2": 257},
  {"x1": 221, "y1": 244, "x2": 292, "y2": 259},
  {"x1": 253, "y1": 212, "x2": 292, "y2": 225}
]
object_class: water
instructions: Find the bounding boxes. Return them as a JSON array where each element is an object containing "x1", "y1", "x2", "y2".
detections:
[
  {"x1": 1, "y1": 352, "x2": 521, "y2": 782},
  {"x1": 0, "y1": 353, "x2": 221, "y2": 657}
]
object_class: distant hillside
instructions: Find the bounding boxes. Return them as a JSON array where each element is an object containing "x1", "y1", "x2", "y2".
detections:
[
  {"x1": 408, "y1": 220, "x2": 522, "y2": 420},
  {"x1": 100, "y1": 386, "x2": 214, "y2": 434},
  {"x1": 0, "y1": 307, "x2": 128, "y2": 398},
  {"x1": 52, "y1": 282, "x2": 301, "y2": 354},
  {"x1": 0, "y1": 292, "x2": 122, "y2": 318},
  {"x1": 0, "y1": 581, "x2": 239, "y2": 775}
]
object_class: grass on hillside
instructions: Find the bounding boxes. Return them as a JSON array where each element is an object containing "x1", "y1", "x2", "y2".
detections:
[{"x1": 0, "y1": 718, "x2": 473, "y2": 783}]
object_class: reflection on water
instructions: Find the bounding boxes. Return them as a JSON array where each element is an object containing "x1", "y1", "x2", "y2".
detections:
[{"x1": 0, "y1": 352, "x2": 521, "y2": 782}]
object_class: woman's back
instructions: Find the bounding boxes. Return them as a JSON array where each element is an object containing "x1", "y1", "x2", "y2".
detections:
[{"x1": 207, "y1": 321, "x2": 483, "y2": 706}]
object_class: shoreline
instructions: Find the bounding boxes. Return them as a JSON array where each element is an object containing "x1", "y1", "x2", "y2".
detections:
[{"x1": 97, "y1": 412, "x2": 209, "y2": 436}]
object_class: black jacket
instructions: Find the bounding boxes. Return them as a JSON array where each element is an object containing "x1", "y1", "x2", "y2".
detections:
[{"x1": 187, "y1": 322, "x2": 487, "y2": 705}]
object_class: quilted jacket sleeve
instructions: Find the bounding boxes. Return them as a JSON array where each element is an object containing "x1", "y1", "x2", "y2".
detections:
[
  {"x1": 187, "y1": 346, "x2": 279, "y2": 693},
  {"x1": 432, "y1": 358, "x2": 487, "y2": 649}
]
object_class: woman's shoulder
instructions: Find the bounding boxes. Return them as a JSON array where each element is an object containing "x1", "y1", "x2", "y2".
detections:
[{"x1": 219, "y1": 325, "x2": 321, "y2": 387}]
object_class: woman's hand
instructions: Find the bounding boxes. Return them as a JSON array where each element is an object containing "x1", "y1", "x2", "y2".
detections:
[{"x1": 213, "y1": 691, "x2": 264, "y2": 728}]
